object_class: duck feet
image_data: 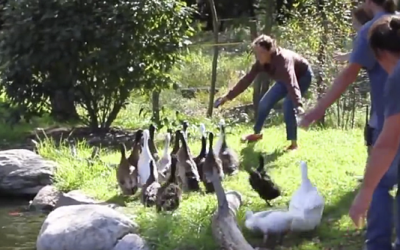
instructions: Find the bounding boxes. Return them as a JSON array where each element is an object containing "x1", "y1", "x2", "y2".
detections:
[
  {"x1": 262, "y1": 234, "x2": 268, "y2": 246},
  {"x1": 277, "y1": 233, "x2": 285, "y2": 245}
]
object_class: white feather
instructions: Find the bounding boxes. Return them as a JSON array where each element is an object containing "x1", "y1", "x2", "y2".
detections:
[
  {"x1": 199, "y1": 123, "x2": 206, "y2": 137},
  {"x1": 214, "y1": 120, "x2": 225, "y2": 155},
  {"x1": 289, "y1": 161, "x2": 325, "y2": 231},
  {"x1": 137, "y1": 130, "x2": 156, "y2": 186},
  {"x1": 245, "y1": 209, "x2": 294, "y2": 235},
  {"x1": 157, "y1": 132, "x2": 171, "y2": 173}
]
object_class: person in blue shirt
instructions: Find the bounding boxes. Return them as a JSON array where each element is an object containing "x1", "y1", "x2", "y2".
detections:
[
  {"x1": 299, "y1": 0, "x2": 398, "y2": 249},
  {"x1": 350, "y1": 14, "x2": 400, "y2": 250}
]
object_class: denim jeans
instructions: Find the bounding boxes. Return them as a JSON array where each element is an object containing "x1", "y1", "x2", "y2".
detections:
[
  {"x1": 253, "y1": 66, "x2": 313, "y2": 140},
  {"x1": 365, "y1": 128, "x2": 400, "y2": 250}
]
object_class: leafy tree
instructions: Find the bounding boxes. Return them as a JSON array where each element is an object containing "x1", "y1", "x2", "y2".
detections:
[{"x1": 0, "y1": 0, "x2": 194, "y2": 130}]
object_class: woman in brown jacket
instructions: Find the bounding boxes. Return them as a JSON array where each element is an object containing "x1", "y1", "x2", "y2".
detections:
[{"x1": 215, "y1": 34, "x2": 313, "y2": 150}]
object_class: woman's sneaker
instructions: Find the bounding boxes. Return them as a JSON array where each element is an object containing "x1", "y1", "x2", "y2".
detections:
[{"x1": 241, "y1": 134, "x2": 263, "y2": 142}]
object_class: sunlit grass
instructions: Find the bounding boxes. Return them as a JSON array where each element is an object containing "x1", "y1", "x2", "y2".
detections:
[
  {"x1": 0, "y1": 48, "x2": 370, "y2": 250},
  {"x1": 36, "y1": 123, "x2": 367, "y2": 250}
]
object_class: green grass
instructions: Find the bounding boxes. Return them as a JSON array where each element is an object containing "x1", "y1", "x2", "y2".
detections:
[
  {"x1": 35, "y1": 123, "x2": 367, "y2": 250},
  {"x1": 0, "y1": 47, "x2": 370, "y2": 249}
]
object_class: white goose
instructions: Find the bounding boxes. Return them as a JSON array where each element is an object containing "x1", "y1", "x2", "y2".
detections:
[
  {"x1": 137, "y1": 129, "x2": 157, "y2": 187},
  {"x1": 289, "y1": 161, "x2": 325, "y2": 231},
  {"x1": 245, "y1": 210, "x2": 294, "y2": 246},
  {"x1": 214, "y1": 119, "x2": 225, "y2": 155},
  {"x1": 157, "y1": 132, "x2": 172, "y2": 180}
]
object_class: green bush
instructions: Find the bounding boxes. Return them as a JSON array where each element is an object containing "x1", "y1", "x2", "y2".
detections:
[{"x1": 0, "y1": 0, "x2": 194, "y2": 129}]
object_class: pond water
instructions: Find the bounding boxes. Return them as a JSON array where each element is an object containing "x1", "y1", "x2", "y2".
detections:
[{"x1": 0, "y1": 198, "x2": 45, "y2": 250}]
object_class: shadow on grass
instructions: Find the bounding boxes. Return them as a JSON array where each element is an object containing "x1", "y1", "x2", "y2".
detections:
[
  {"x1": 106, "y1": 193, "x2": 141, "y2": 206},
  {"x1": 240, "y1": 143, "x2": 285, "y2": 171},
  {"x1": 240, "y1": 143, "x2": 258, "y2": 171}
]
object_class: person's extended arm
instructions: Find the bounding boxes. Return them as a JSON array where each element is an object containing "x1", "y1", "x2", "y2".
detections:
[
  {"x1": 316, "y1": 63, "x2": 361, "y2": 110},
  {"x1": 333, "y1": 51, "x2": 351, "y2": 62},
  {"x1": 318, "y1": 27, "x2": 375, "y2": 111},
  {"x1": 362, "y1": 115, "x2": 400, "y2": 192},
  {"x1": 225, "y1": 62, "x2": 260, "y2": 100}
]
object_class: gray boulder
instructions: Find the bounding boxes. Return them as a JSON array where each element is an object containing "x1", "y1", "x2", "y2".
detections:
[
  {"x1": 112, "y1": 234, "x2": 149, "y2": 250},
  {"x1": 36, "y1": 204, "x2": 140, "y2": 250},
  {"x1": 0, "y1": 149, "x2": 56, "y2": 196},
  {"x1": 29, "y1": 187, "x2": 118, "y2": 211}
]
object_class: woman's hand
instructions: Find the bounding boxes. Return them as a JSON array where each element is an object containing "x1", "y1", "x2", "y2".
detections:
[
  {"x1": 333, "y1": 51, "x2": 350, "y2": 62},
  {"x1": 298, "y1": 106, "x2": 325, "y2": 129},
  {"x1": 349, "y1": 187, "x2": 374, "y2": 228},
  {"x1": 214, "y1": 95, "x2": 229, "y2": 108}
]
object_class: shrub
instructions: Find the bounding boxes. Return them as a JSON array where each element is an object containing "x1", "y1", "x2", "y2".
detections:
[{"x1": 0, "y1": 0, "x2": 194, "y2": 130}]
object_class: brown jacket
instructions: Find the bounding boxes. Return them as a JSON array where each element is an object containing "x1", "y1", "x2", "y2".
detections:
[{"x1": 226, "y1": 48, "x2": 310, "y2": 107}]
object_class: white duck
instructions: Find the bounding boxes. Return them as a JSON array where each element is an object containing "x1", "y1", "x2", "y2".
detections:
[
  {"x1": 214, "y1": 119, "x2": 225, "y2": 155},
  {"x1": 289, "y1": 161, "x2": 325, "y2": 231},
  {"x1": 137, "y1": 129, "x2": 157, "y2": 187},
  {"x1": 245, "y1": 210, "x2": 294, "y2": 246},
  {"x1": 157, "y1": 133, "x2": 172, "y2": 179}
]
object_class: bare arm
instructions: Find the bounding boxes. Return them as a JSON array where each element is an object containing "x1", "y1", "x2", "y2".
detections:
[
  {"x1": 333, "y1": 52, "x2": 351, "y2": 62},
  {"x1": 225, "y1": 63, "x2": 260, "y2": 100},
  {"x1": 362, "y1": 114, "x2": 400, "y2": 191}
]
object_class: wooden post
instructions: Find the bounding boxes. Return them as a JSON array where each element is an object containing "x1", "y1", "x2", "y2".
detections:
[
  {"x1": 252, "y1": 0, "x2": 273, "y2": 117},
  {"x1": 152, "y1": 91, "x2": 160, "y2": 123},
  {"x1": 206, "y1": 0, "x2": 219, "y2": 118}
]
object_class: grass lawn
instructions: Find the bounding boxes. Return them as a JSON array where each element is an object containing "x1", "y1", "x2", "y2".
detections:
[{"x1": 35, "y1": 122, "x2": 367, "y2": 250}]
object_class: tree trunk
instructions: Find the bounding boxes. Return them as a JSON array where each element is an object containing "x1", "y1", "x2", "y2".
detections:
[
  {"x1": 50, "y1": 88, "x2": 79, "y2": 122},
  {"x1": 316, "y1": 0, "x2": 328, "y2": 126},
  {"x1": 249, "y1": 21, "x2": 261, "y2": 115},
  {"x1": 206, "y1": 0, "x2": 219, "y2": 118},
  {"x1": 252, "y1": 0, "x2": 273, "y2": 117},
  {"x1": 152, "y1": 91, "x2": 160, "y2": 123}
]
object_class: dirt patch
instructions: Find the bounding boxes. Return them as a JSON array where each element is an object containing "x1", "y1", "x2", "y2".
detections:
[
  {"x1": 0, "y1": 126, "x2": 142, "y2": 151},
  {"x1": 25, "y1": 126, "x2": 139, "y2": 150}
]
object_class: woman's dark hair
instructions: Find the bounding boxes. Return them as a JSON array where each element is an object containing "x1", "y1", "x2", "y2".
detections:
[
  {"x1": 368, "y1": 15, "x2": 400, "y2": 57},
  {"x1": 352, "y1": 6, "x2": 373, "y2": 25},
  {"x1": 251, "y1": 34, "x2": 275, "y2": 51},
  {"x1": 370, "y1": 0, "x2": 397, "y2": 13}
]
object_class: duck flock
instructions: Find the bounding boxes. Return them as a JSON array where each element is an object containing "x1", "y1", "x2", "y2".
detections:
[{"x1": 116, "y1": 119, "x2": 326, "y2": 247}]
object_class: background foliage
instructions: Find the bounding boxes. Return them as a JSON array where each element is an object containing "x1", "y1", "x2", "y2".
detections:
[{"x1": 0, "y1": 0, "x2": 370, "y2": 130}]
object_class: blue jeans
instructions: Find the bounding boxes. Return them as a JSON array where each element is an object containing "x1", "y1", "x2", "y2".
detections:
[
  {"x1": 253, "y1": 67, "x2": 313, "y2": 140},
  {"x1": 366, "y1": 128, "x2": 400, "y2": 250}
]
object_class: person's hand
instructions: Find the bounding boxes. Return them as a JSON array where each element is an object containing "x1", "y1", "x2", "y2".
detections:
[
  {"x1": 298, "y1": 106, "x2": 325, "y2": 129},
  {"x1": 333, "y1": 51, "x2": 349, "y2": 62},
  {"x1": 349, "y1": 187, "x2": 374, "y2": 228},
  {"x1": 295, "y1": 106, "x2": 305, "y2": 115},
  {"x1": 214, "y1": 95, "x2": 229, "y2": 108}
]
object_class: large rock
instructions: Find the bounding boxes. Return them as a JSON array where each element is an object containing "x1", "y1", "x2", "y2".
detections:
[
  {"x1": 29, "y1": 185, "x2": 61, "y2": 211},
  {"x1": 0, "y1": 149, "x2": 57, "y2": 196},
  {"x1": 36, "y1": 205, "x2": 139, "y2": 250},
  {"x1": 112, "y1": 234, "x2": 149, "y2": 250},
  {"x1": 29, "y1": 187, "x2": 118, "y2": 212},
  {"x1": 54, "y1": 190, "x2": 118, "y2": 209}
]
